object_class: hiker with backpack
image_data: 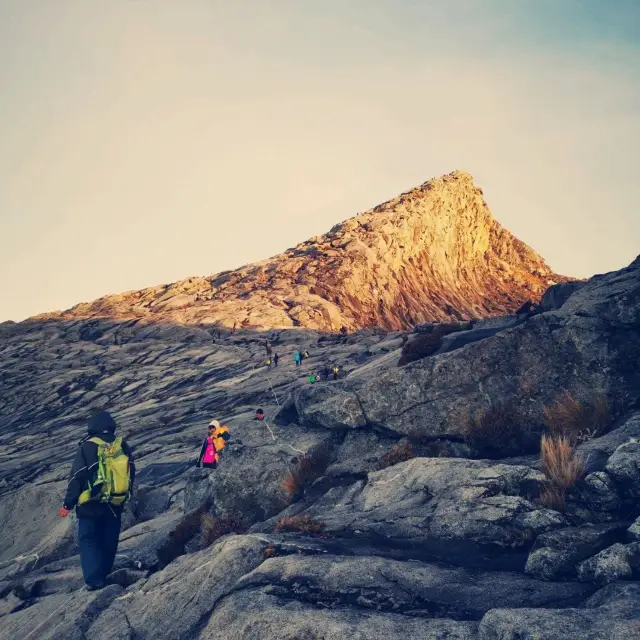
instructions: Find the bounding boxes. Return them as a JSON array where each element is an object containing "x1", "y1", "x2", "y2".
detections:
[
  {"x1": 332, "y1": 365, "x2": 340, "y2": 380},
  {"x1": 273, "y1": 353, "x2": 279, "y2": 367},
  {"x1": 58, "y1": 411, "x2": 135, "y2": 591},
  {"x1": 293, "y1": 351, "x2": 302, "y2": 367},
  {"x1": 196, "y1": 419, "x2": 230, "y2": 468}
]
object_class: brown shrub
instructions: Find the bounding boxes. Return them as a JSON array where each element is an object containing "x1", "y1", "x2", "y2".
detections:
[
  {"x1": 540, "y1": 435, "x2": 584, "y2": 491},
  {"x1": 281, "y1": 444, "x2": 332, "y2": 502},
  {"x1": 200, "y1": 513, "x2": 247, "y2": 546},
  {"x1": 377, "y1": 440, "x2": 415, "y2": 470},
  {"x1": 156, "y1": 501, "x2": 211, "y2": 567},
  {"x1": 275, "y1": 514, "x2": 326, "y2": 534},
  {"x1": 398, "y1": 332, "x2": 442, "y2": 366},
  {"x1": 405, "y1": 427, "x2": 433, "y2": 446},
  {"x1": 459, "y1": 402, "x2": 531, "y2": 458},
  {"x1": 538, "y1": 484, "x2": 567, "y2": 512},
  {"x1": 543, "y1": 391, "x2": 610, "y2": 443}
]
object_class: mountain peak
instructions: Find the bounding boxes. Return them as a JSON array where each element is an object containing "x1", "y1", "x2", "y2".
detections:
[{"x1": 42, "y1": 172, "x2": 565, "y2": 331}]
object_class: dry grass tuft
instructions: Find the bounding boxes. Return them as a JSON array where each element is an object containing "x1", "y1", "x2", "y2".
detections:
[
  {"x1": 459, "y1": 402, "x2": 530, "y2": 458},
  {"x1": 281, "y1": 445, "x2": 332, "y2": 502},
  {"x1": 543, "y1": 390, "x2": 610, "y2": 443},
  {"x1": 540, "y1": 435, "x2": 584, "y2": 491},
  {"x1": 538, "y1": 484, "x2": 567, "y2": 512},
  {"x1": 537, "y1": 435, "x2": 584, "y2": 512},
  {"x1": 156, "y1": 501, "x2": 211, "y2": 567},
  {"x1": 377, "y1": 440, "x2": 415, "y2": 470},
  {"x1": 200, "y1": 513, "x2": 247, "y2": 547},
  {"x1": 275, "y1": 514, "x2": 326, "y2": 534}
]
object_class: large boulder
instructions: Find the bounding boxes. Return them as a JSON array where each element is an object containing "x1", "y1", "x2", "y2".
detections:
[
  {"x1": 577, "y1": 412, "x2": 640, "y2": 473},
  {"x1": 235, "y1": 554, "x2": 593, "y2": 619},
  {"x1": 524, "y1": 524, "x2": 627, "y2": 580},
  {"x1": 577, "y1": 542, "x2": 640, "y2": 585},
  {"x1": 202, "y1": 590, "x2": 478, "y2": 640},
  {"x1": 293, "y1": 385, "x2": 366, "y2": 430},
  {"x1": 479, "y1": 582, "x2": 640, "y2": 640},
  {"x1": 0, "y1": 584, "x2": 122, "y2": 640},
  {"x1": 538, "y1": 280, "x2": 586, "y2": 312},
  {"x1": 304, "y1": 458, "x2": 564, "y2": 570},
  {"x1": 184, "y1": 421, "x2": 335, "y2": 523},
  {"x1": 86, "y1": 535, "x2": 267, "y2": 640},
  {"x1": 0, "y1": 482, "x2": 76, "y2": 582},
  {"x1": 292, "y1": 256, "x2": 640, "y2": 446},
  {"x1": 605, "y1": 440, "x2": 640, "y2": 498}
]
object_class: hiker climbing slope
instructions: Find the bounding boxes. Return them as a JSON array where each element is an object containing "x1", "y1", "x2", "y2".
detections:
[
  {"x1": 197, "y1": 419, "x2": 230, "y2": 468},
  {"x1": 59, "y1": 411, "x2": 135, "y2": 591},
  {"x1": 293, "y1": 351, "x2": 302, "y2": 367}
]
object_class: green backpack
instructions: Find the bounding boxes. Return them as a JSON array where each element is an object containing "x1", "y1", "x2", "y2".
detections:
[{"x1": 78, "y1": 436, "x2": 131, "y2": 507}]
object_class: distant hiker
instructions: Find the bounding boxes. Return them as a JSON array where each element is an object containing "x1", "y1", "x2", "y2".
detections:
[
  {"x1": 231, "y1": 322, "x2": 237, "y2": 335},
  {"x1": 302, "y1": 350, "x2": 310, "y2": 360},
  {"x1": 332, "y1": 365, "x2": 340, "y2": 380},
  {"x1": 265, "y1": 340, "x2": 272, "y2": 356},
  {"x1": 308, "y1": 373, "x2": 318, "y2": 384},
  {"x1": 320, "y1": 365, "x2": 330, "y2": 381},
  {"x1": 197, "y1": 419, "x2": 230, "y2": 468},
  {"x1": 254, "y1": 408, "x2": 265, "y2": 421},
  {"x1": 58, "y1": 411, "x2": 135, "y2": 591},
  {"x1": 273, "y1": 353, "x2": 279, "y2": 367},
  {"x1": 265, "y1": 357, "x2": 272, "y2": 369},
  {"x1": 294, "y1": 351, "x2": 302, "y2": 367},
  {"x1": 339, "y1": 326, "x2": 347, "y2": 336}
]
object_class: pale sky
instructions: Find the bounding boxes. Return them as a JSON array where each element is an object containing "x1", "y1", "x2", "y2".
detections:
[{"x1": 1, "y1": 0, "x2": 639, "y2": 322}]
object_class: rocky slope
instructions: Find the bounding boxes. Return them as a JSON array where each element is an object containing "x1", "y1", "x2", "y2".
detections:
[
  {"x1": 33, "y1": 171, "x2": 566, "y2": 331},
  {"x1": 0, "y1": 254, "x2": 638, "y2": 639}
]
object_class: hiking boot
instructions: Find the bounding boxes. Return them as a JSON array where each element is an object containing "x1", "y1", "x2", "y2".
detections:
[{"x1": 86, "y1": 580, "x2": 106, "y2": 592}]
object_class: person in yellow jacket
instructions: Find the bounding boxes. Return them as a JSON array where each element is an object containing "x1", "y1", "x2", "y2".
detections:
[{"x1": 197, "y1": 419, "x2": 230, "y2": 467}]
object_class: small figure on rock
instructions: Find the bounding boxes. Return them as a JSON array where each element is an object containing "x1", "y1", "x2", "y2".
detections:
[
  {"x1": 303, "y1": 349, "x2": 310, "y2": 360},
  {"x1": 254, "y1": 408, "x2": 265, "y2": 421},
  {"x1": 197, "y1": 419, "x2": 230, "y2": 469},
  {"x1": 265, "y1": 357, "x2": 272, "y2": 369},
  {"x1": 58, "y1": 410, "x2": 135, "y2": 592},
  {"x1": 265, "y1": 340, "x2": 272, "y2": 356},
  {"x1": 332, "y1": 364, "x2": 340, "y2": 380},
  {"x1": 294, "y1": 351, "x2": 302, "y2": 367},
  {"x1": 273, "y1": 353, "x2": 279, "y2": 367},
  {"x1": 339, "y1": 326, "x2": 348, "y2": 337},
  {"x1": 308, "y1": 372, "x2": 318, "y2": 384}
]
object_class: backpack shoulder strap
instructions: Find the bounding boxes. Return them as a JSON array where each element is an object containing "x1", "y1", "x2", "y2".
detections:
[{"x1": 88, "y1": 437, "x2": 106, "y2": 446}]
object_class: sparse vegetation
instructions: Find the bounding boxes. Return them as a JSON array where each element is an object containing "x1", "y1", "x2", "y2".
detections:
[
  {"x1": 398, "y1": 323, "x2": 472, "y2": 366},
  {"x1": 537, "y1": 435, "x2": 584, "y2": 512},
  {"x1": 156, "y1": 501, "x2": 211, "y2": 568},
  {"x1": 459, "y1": 402, "x2": 531, "y2": 458},
  {"x1": 377, "y1": 440, "x2": 415, "y2": 470},
  {"x1": 538, "y1": 484, "x2": 567, "y2": 512},
  {"x1": 281, "y1": 444, "x2": 332, "y2": 502},
  {"x1": 199, "y1": 513, "x2": 247, "y2": 546},
  {"x1": 275, "y1": 514, "x2": 326, "y2": 534},
  {"x1": 398, "y1": 332, "x2": 443, "y2": 366},
  {"x1": 543, "y1": 390, "x2": 610, "y2": 443},
  {"x1": 540, "y1": 435, "x2": 584, "y2": 491}
]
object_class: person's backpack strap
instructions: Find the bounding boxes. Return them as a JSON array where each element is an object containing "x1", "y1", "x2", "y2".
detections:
[{"x1": 77, "y1": 437, "x2": 106, "y2": 505}]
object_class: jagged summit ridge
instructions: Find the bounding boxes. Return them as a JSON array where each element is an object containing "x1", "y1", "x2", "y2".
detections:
[{"x1": 39, "y1": 171, "x2": 565, "y2": 331}]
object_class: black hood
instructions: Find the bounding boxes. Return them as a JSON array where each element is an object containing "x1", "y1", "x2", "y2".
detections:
[{"x1": 87, "y1": 411, "x2": 117, "y2": 436}]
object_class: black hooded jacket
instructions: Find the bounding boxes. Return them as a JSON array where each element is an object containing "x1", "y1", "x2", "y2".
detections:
[{"x1": 63, "y1": 411, "x2": 135, "y2": 518}]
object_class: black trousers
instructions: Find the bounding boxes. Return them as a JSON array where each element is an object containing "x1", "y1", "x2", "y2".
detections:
[{"x1": 78, "y1": 513, "x2": 122, "y2": 587}]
